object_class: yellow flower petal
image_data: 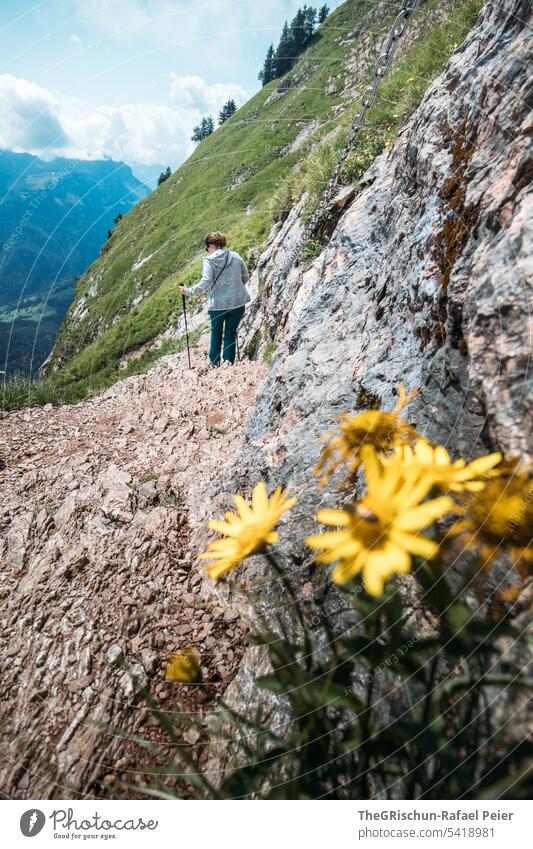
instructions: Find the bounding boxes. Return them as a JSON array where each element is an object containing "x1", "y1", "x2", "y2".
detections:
[
  {"x1": 381, "y1": 543, "x2": 411, "y2": 573},
  {"x1": 362, "y1": 563, "x2": 386, "y2": 596},
  {"x1": 396, "y1": 496, "x2": 453, "y2": 531},
  {"x1": 396, "y1": 473, "x2": 435, "y2": 508},
  {"x1": 361, "y1": 444, "x2": 381, "y2": 491},
  {"x1": 208, "y1": 518, "x2": 239, "y2": 537},
  {"x1": 332, "y1": 556, "x2": 364, "y2": 584},
  {"x1": 234, "y1": 494, "x2": 254, "y2": 521},
  {"x1": 165, "y1": 648, "x2": 202, "y2": 683},
  {"x1": 306, "y1": 530, "x2": 355, "y2": 549},
  {"x1": 389, "y1": 529, "x2": 438, "y2": 559},
  {"x1": 206, "y1": 560, "x2": 237, "y2": 580},
  {"x1": 315, "y1": 508, "x2": 352, "y2": 527},
  {"x1": 417, "y1": 440, "x2": 438, "y2": 463},
  {"x1": 202, "y1": 481, "x2": 295, "y2": 580},
  {"x1": 281, "y1": 490, "x2": 295, "y2": 506},
  {"x1": 224, "y1": 511, "x2": 241, "y2": 525},
  {"x1": 456, "y1": 452, "x2": 502, "y2": 479},
  {"x1": 252, "y1": 480, "x2": 268, "y2": 513}
]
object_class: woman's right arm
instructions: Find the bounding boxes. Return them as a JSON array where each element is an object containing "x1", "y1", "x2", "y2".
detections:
[{"x1": 185, "y1": 258, "x2": 214, "y2": 296}]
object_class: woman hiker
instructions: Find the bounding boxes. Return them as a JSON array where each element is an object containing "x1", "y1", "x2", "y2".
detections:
[{"x1": 180, "y1": 232, "x2": 251, "y2": 367}]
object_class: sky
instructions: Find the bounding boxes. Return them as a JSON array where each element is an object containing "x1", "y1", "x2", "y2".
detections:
[{"x1": 0, "y1": 0, "x2": 342, "y2": 181}]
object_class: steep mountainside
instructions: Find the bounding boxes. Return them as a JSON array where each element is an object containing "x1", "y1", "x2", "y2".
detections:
[
  {"x1": 0, "y1": 151, "x2": 148, "y2": 376},
  {"x1": 42, "y1": 0, "x2": 480, "y2": 401}
]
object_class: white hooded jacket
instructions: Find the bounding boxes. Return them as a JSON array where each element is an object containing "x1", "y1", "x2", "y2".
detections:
[{"x1": 188, "y1": 248, "x2": 251, "y2": 311}]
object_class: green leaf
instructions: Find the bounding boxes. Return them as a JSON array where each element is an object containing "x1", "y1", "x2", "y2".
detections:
[
  {"x1": 257, "y1": 674, "x2": 289, "y2": 695},
  {"x1": 445, "y1": 602, "x2": 472, "y2": 634}
]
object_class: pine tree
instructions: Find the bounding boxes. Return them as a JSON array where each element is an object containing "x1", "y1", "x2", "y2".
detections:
[
  {"x1": 191, "y1": 123, "x2": 204, "y2": 144},
  {"x1": 274, "y1": 21, "x2": 296, "y2": 77},
  {"x1": 290, "y1": 8, "x2": 307, "y2": 54},
  {"x1": 218, "y1": 99, "x2": 237, "y2": 125},
  {"x1": 258, "y1": 44, "x2": 276, "y2": 86},
  {"x1": 157, "y1": 166, "x2": 172, "y2": 186},
  {"x1": 260, "y1": 6, "x2": 318, "y2": 85},
  {"x1": 302, "y1": 6, "x2": 317, "y2": 41},
  {"x1": 318, "y1": 4, "x2": 330, "y2": 23},
  {"x1": 191, "y1": 116, "x2": 215, "y2": 144}
]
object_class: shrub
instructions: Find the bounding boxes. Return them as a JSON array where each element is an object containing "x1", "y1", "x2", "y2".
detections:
[{"x1": 0, "y1": 373, "x2": 65, "y2": 411}]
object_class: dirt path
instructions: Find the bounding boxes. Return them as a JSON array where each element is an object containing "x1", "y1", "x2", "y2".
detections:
[{"x1": 0, "y1": 344, "x2": 266, "y2": 798}]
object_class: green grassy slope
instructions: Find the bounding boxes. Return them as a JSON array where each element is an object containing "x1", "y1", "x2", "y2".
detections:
[{"x1": 30, "y1": 0, "x2": 482, "y2": 406}]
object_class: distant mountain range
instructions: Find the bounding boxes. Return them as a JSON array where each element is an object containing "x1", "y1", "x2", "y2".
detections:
[{"x1": 0, "y1": 150, "x2": 149, "y2": 376}]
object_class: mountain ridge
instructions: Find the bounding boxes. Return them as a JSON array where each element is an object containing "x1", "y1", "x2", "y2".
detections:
[{"x1": 0, "y1": 150, "x2": 149, "y2": 376}]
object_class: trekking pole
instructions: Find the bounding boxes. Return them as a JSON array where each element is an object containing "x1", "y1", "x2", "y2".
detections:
[
  {"x1": 236, "y1": 332, "x2": 240, "y2": 362},
  {"x1": 182, "y1": 294, "x2": 192, "y2": 369}
]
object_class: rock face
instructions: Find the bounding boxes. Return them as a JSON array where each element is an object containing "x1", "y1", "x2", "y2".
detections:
[
  {"x1": 219, "y1": 0, "x2": 531, "y2": 707},
  {"x1": 0, "y1": 349, "x2": 266, "y2": 797},
  {"x1": 240, "y1": 0, "x2": 531, "y2": 490}
]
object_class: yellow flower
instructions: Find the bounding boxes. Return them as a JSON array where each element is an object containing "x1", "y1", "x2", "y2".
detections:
[
  {"x1": 315, "y1": 385, "x2": 418, "y2": 484},
  {"x1": 449, "y1": 468, "x2": 533, "y2": 576},
  {"x1": 165, "y1": 647, "x2": 202, "y2": 683},
  {"x1": 385, "y1": 439, "x2": 502, "y2": 493},
  {"x1": 307, "y1": 445, "x2": 453, "y2": 596},
  {"x1": 200, "y1": 481, "x2": 296, "y2": 580}
]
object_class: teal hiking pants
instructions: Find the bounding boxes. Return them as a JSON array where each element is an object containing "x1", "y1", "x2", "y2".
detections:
[{"x1": 208, "y1": 305, "x2": 245, "y2": 366}]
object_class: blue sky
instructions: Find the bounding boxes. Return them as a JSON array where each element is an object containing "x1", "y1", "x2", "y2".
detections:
[{"x1": 0, "y1": 0, "x2": 341, "y2": 178}]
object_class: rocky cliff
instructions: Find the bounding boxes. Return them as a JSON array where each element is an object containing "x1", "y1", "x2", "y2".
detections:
[
  {"x1": 207, "y1": 0, "x2": 532, "y2": 729},
  {"x1": 239, "y1": 0, "x2": 531, "y2": 484},
  {"x1": 0, "y1": 0, "x2": 531, "y2": 798}
]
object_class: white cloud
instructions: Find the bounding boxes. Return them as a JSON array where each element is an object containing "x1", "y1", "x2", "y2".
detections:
[
  {"x1": 69, "y1": 34, "x2": 82, "y2": 46},
  {"x1": 70, "y1": 0, "x2": 180, "y2": 43},
  {"x1": 61, "y1": 100, "x2": 198, "y2": 165},
  {"x1": 69, "y1": 0, "x2": 310, "y2": 57},
  {"x1": 0, "y1": 73, "x2": 247, "y2": 168},
  {"x1": 70, "y1": 0, "x2": 248, "y2": 45},
  {"x1": 0, "y1": 74, "x2": 67, "y2": 152},
  {"x1": 169, "y1": 74, "x2": 246, "y2": 114}
]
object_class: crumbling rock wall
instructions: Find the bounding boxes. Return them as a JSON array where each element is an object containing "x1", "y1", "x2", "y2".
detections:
[
  {"x1": 220, "y1": 0, "x2": 531, "y2": 711},
  {"x1": 241, "y1": 0, "x2": 531, "y2": 487}
]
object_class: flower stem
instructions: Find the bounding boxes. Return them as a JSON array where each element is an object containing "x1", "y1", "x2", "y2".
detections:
[
  {"x1": 263, "y1": 549, "x2": 309, "y2": 652},
  {"x1": 359, "y1": 612, "x2": 380, "y2": 797}
]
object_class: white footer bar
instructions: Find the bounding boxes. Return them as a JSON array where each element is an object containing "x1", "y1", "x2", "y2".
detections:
[{"x1": 3, "y1": 799, "x2": 530, "y2": 848}]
